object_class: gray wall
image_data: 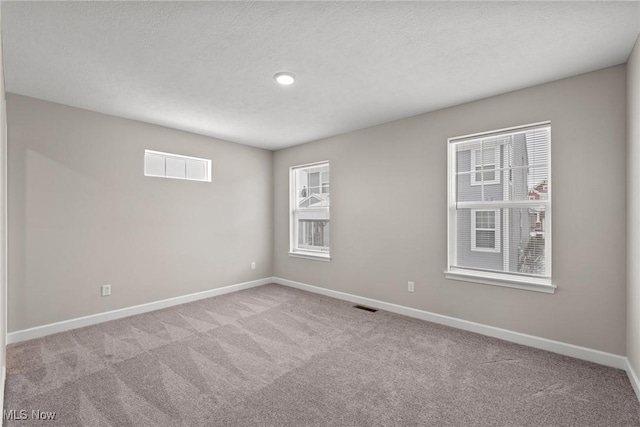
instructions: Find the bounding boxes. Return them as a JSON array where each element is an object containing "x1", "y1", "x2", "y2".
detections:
[
  {"x1": 5, "y1": 64, "x2": 631, "y2": 358},
  {"x1": 628, "y1": 36, "x2": 640, "y2": 376},
  {"x1": 7, "y1": 94, "x2": 273, "y2": 332},
  {"x1": 274, "y1": 65, "x2": 628, "y2": 355}
]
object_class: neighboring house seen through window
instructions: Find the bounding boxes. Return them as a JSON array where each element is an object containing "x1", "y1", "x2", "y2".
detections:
[
  {"x1": 290, "y1": 162, "x2": 330, "y2": 260},
  {"x1": 446, "y1": 123, "x2": 553, "y2": 293},
  {"x1": 470, "y1": 146, "x2": 500, "y2": 185}
]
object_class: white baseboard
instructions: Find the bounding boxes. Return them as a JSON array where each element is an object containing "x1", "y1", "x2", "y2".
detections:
[
  {"x1": 273, "y1": 277, "x2": 628, "y2": 371},
  {"x1": 626, "y1": 359, "x2": 640, "y2": 402},
  {"x1": 4, "y1": 275, "x2": 638, "y2": 402},
  {"x1": 7, "y1": 277, "x2": 273, "y2": 344}
]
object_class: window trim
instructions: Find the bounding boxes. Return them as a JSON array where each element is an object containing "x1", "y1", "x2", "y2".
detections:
[
  {"x1": 445, "y1": 121, "x2": 553, "y2": 293},
  {"x1": 471, "y1": 209, "x2": 501, "y2": 253},
  {"x1": 289, "y1": 161, "x2": 331, "y2": 261},
  {"x1": 444, "y1": 268, "x2": 556, "y2": 294}
]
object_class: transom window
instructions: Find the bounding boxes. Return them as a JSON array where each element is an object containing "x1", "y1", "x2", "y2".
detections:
[
  {"x1": 144, "y1": 150, "x2": 211, "y2": 182},
  {"x1": 289, "y1": 162, "x2": 330, "y2": 260},
  {"x1": 446, "y1": 122, "x2": 553, "y2": 293}
]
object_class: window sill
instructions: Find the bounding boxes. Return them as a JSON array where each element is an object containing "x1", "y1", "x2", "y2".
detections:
[
  {"x1": 444, "y1": 268, "x2": 555, "y2": 294},
  {"x1": 288, "y1": 251, "x2": 331, "y2": 262}
]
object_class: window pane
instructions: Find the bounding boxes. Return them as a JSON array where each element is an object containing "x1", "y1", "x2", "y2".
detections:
[
  {"x1": 525, "y1": 128, "x2": 550, "y2": 166},
  {"x1": 458, "y1": 162, "x2": 484, "y2": 202},
  {"x1": 499, "y1": 129, "x2": 550, "y2": 201},
  {"x1": 474, "y1": 145, "x2": 497, "y2": 168},
  {"x1": 476, "y1": 230, "x2": 495, "y2": 248},
  {"x1": 166, "y1": 157, "x2": 186, "y2": 179},
  {"x1": 309, "y1": 172, "x2": 320, "y2": 187},
  {"x1": 186, "y1": 159, "x2": 206, "y2": 181},
  {"x1": 296, "y1": 170, "x2": 309, "y2": 202},
  {"x1": 475, "y1": 211, "x2": 495, "y2": 229},
  {"x1": 481, "y1": 147, "x2": 496, "y2": 165},
  {"x1": 472, "y1": 168, "x2": 497, "y2": 183},
  {"x1": 482, "y1": 165, "x2": 495, "y2": 182},
  {"x1": 296, "y1": 166, "x2": 330, "y2": 203},
  {"x1": 474, "y1": 167, "x2": 483, "y2": 183},
  {"x1": 528, "y1": 168, "x2": 549, "y2": 201},
  {"x1": 458, "y1": 157, "x2": 549, "y2": 203},
  {"x1": 519, "y1": 235, "x2": 546, "y2": 275},
  {"x1": 454, "y1": 207, "x2": 548, "y2": 276},
  {"x1": 145, "y1": 153, "x2": 165, "y2": 177},
  {"x1": 510, "y1": 207, "x2": 547, "y2": 275},
  {"x1": 455, "y1": 143, "x2": 473, "y2": 174},
  {"x1": 456, "y1": 144, "x2": 500, "y2": 201},
  {"x1": 297, "y1": 220, "x2": 330, "y2": 251}
]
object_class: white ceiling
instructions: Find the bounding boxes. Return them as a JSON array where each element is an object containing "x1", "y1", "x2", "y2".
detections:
[{"x1": 2, "y1": 1, "x2": 640, "y2": 150}]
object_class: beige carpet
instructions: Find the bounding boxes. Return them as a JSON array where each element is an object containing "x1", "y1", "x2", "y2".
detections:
[{"x1": 3, "y1": 283, "x2": 640, "y2": 426}]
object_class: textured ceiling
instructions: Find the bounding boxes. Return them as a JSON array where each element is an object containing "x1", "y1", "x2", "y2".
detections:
[{"x1": 2, "y1": 1, "x2": 640, "y2": 150}]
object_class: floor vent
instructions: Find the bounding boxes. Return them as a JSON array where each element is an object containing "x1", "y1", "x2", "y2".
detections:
[{"x1": 354, "y1": 305, "x2": 377, "y2": 313}]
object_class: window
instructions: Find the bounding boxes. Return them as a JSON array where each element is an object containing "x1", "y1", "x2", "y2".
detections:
[
  {"x1": 446, "y1": 122, "x2": 553, "y2": 293},
  {"x1": 290, "y1": 162, "x2": 330, "y2": 260},
  {"x1": 471, "y1": 210, "x2": 500, "y2": 253},
  {"x1": 144, "y1": 150, "x2": 211, "y2": 182},
  {"x1": 470, "y1": 146, "x2": 500, "y2": 185}
]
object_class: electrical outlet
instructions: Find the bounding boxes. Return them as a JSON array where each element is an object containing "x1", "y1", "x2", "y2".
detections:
[
  {"x1": 101, "y1": 284, "x2": 111, "y2": 297},
  {"x1": 251, "y1": 262, "x2": 256, "y2": 270},
  {"x1": 408, "y1": 281, "x2": 415, "y2": 292}
]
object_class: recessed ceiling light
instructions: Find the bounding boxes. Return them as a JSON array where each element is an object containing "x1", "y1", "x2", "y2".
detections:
[{"x1": 274, "y1": 72, "x2": 296, "y2": 85}]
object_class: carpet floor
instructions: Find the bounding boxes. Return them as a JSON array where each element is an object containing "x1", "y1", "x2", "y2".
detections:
[{"x1": 3, "y1": 283, "x2": 640, "y2": 426}]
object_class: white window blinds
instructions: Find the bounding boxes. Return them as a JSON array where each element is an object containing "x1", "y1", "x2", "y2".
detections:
[{"x1": 448, "y1": 123, "x2": 551, "y2": 282}]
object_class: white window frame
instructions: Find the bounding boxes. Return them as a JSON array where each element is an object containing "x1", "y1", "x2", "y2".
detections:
[
  {"x1": 470, "y1": 146, "x2": 500, "y2": 186},
  {"x1": 144, "y1": 150, "x2": 211, "y2": 182},
  {"x1": 445, "y1": 122, "x2": 554, "y2": 294},
  {"x1": 289, "y1": 161, "x2": 331, "y2": 261},
  {"x1": 471, "y1": 209, "x2": 501, "y2": 253}
]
